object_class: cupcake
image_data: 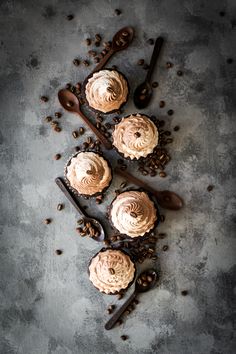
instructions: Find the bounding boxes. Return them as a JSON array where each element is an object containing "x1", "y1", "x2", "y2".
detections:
[
  {"x1": 65, "y1": 151, "x2": 112, "y2": 197},
  {"x1": 110, "y1": 190, "x2": 158, "y2": 238},
  {"x1": 84, "y1": 69, "x2": 129, "y2": 114},
  {"x1": 112, "y1": 113, "x2": 159, "y2": 160},
  {"x1": 88, "y1": 249, "x2": 136, "y2": 294}
]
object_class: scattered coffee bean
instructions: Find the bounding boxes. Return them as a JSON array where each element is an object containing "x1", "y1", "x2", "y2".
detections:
[
  {"x1": 115, "y1": 9, "x2": 121, "y2": 15},
  {"x1": 44, "y1": 116, "x2": 52, "y2": 123},
  {"x1": 121, "y1": 335, "x2": 128, "y2": 341},
  {"x1": 55, "y1": 112, "x2": 62, "y2": 118},
  {"x1": 159, "y1": 171, "x2": 166, "y2": 178},
  {"x1": 103, "y1": 240, "x2": 110, "y2": 246},
  {"x1": 95, "y1": 34, "x2": 101, "y2": 41},
  {"x1": 120, "y1": 181, "x2": 127, "y2": 188},
  {"x1": 166, "y1": 62, "x2": 173, "y2": 69},
  {"x1": 167, "y1": 109, "x2": 174, "y2": 116},
  {"x1": 67, "y1": 14, "x2": 74, "y2": 21},
  {"x1": 82, "y1": 60, "x2": 89, "y2": 66},
  {"x1": 152, "y1": 82, "x2": 158, "y2": 88},
  {"x1": 88, "y1": 50, "x2": 96, "y2": 57},
  {"x1": 159, "y1": 100, "x2": 165, "y2": 108},
  {"x1": 133, "y1": 298, "x2": 139, "y2": 305},
  {"x1": 85, "y1": 38, "x2": 91, "y2": 46},
  {"x1": 137, "y1": 59, "x2": 144, "y2": 66},
  {"x1": 207, "y1": 185, "x2": 214, "y2": 192},
  {"x1": 44, "y1": 218, "x2": 51, "y2": 224},
  {"x1": 174, "y1": 125, "x2": 180, "y2": 131},
  {"x1": 55, "y1": 249, "x2": 63, "y2": 255},
  {"x1": 147, "y1": 275, "x2": 153, "y2": 282},
  {"x1": 79, "y1": 127, "x2": 85, "y2": 135},
  {"x1": 160, "y1": 215, "x2": 165, "y2": 222},
  {"x1": 77, "y1": 219, "x2": 84, "y2": 225},
  {"x1": 181, "y1": 290, "x2": 188, "y2": 296},
  {"x1": 94, "y1": 57, "x2": 100, "y2": 63},
  {"x1": 147, "y1": 38, "x2": 154, "y2": 45},
  {"x1": 117, "y1": 319, "x2": 123, "y2": 326},
  {"x1": 72, "y1": 131, "x2": 78, "y2": 139},
  {"x1": 73, "y1": 59, "x2": 80, "y2": 66},
  {"x1": 54, "y1": 153, "x2": 61, "y2": 160},
  {"x1": 41, "y1": 96, "x2": 48, "y2": 102},
  {"x1": 74, "y1": 146, "x2": 80, "y2": 152},
  {"x1": 57, "y1": 203, "x2": 63, "y2": 211},
  {"x1": 107, "y1": 308, "x2": 112, "y2": 314},
  {"x1": 177, "y1": 70, "x2": 183, "y2": 76},
  {"x1": 54, "y1": 126, "x2": 61, "y2": 133},
  {"x1": 163, "y1": 245, "x2": 169, "y2": 252},
  {"x1": 143, "y1": 63, "x2": 149, "y2": 70},
  {"x1": 105, "y1": 122, "x2": 111, "y2": 129},
  {"x1": 226, "y1": 58, "x2": 233, "y2": 64}
]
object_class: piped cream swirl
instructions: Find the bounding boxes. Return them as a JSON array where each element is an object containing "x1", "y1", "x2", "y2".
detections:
[
  {"x1": 89, "y1": 249, "x2": 135, "y2": 294},
  {"x1": 111, "y1": 191, "x2": 157, "y2": 237},
  {"x1": 66, "y1": 152, "x2": 112, "y2": 195},
  {"x1": 112, "y1": 114, "x2": 158, "y2": 159},
  {"x1": 85, "y1": 70, "x2": 129, "y2": 113}
]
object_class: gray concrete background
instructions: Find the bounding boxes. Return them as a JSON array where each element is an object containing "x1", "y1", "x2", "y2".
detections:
[{"x1": 0, "y1": 0, "x2": 236, "y2": 353}]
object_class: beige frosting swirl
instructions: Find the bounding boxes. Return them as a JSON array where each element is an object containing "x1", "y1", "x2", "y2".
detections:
[
  {"x1": 89, "y1": 249, "x2": 135, "y2": 294},
  {"x1": 66, "y1": 152, "x2": 112, "y2": 195},
  {"x1": 85, "y1": 70, "x2": 129, "y2": 113},
  {"x1": 111, "y1": 191, "x2": 157, "y2": 237},
  {"x1": 112, "y1": 114, "x2": 158, "y2": 159}
]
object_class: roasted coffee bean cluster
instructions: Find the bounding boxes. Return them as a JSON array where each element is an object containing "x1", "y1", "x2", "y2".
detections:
[
  {"x1": 76, "y1": 218, "x2": 100, "y2": 238},
  {"x1": 137, "y1": 270, "x2": 156, "y2": 287}
]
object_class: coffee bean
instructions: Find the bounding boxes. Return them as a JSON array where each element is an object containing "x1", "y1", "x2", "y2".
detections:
[
  {"x1": 143, "y1": 63, "x2": 149, "y2": 70},
  {"x1": 147, "y1": 38, "x2": 154, "y2": 45},
  {"x1": 142, "y1": 281, "x2": 148, "y2": 287},
  {"x1": 207, "y1": 185, "x2": 214, "y2": 192},
  {"x1": 134, "y1": 132, "x2": 141, "y2": 138},
  {"x1": 110, "y1": 235, "x2": 117, "y2": 242},
  {"x1": 147, "y1": 275, "x2": 153, "y2": 283},
  {"x1": 94, "y1": 57, "x2": 100, "y2": 63},
  {"x1": 74, "y1": 146, "x2": 80, "y2": 152},
  {"x1": 95, "y1": 198, "x2": 102, "y2": 204},
  {"x1": 72, "y1": 131, "x2": 78, "y2": 139},
  {"x1": 41, "y1": 96, "x2": 48, "y2": 102},
  {"x1": 137, "y1": 59, "x2": 144, "y2": 66},
  {"x1": 82, "y1": 60, "x2": 89, "y2": 66},
  {"x1": 44, "y1": 218, "x2": 51, "y2": 224},
  {"x1": 44, "y1": 116, "x2": 52, "y2": 123},
  {"x1": 177, "y1": 70, "x2": 183, "y2": 76},
  {"x1": 120, "y1": 181, "x2": 127, "y2": 188},
  {"x1": 115, "y1": 9, "x2": 121, "y2": 15},
  {"x1": 107, "y1": 308, "x2": 112, "y2": 314},
  {"x1": 73, "y1": 59, "x2": 80, "y2": 66},
  {"x1": 95, "y1": 33, "x2": 101, "y2": 41},
  {"x1": 105, "y1": 123, "x2": 111, "y2": 129},
  {"x1": 54, "y1": 126, "x2": 61, "y2": 133},
  {"x1": 77, "y1": 219, "x2": 84, "y2": 225},
  {"x1": 54, "y1": 153, "x2": 61, "y2": 160},
  {"x1": 163, "y1": 245, "x2": 169, "y2": 252},
  {"x1": 55, "y1": 249, "x2": 62, "y2": 255},
  {"x1": 152, "y1": 255, "x2": 158, "y2": 260},
  {"x1": 55, "y1": 112, "x2": 62, "y2": 118},
  {"x1": 121, "y1": 334, "x2": 128, "y2": 341},
  {"x1": 85, "y1": 38, "x2": 91, "y2": 46},
  {"x1": 181, "y1": 290, "x2": 189, "y2": 296},
  {"x1": 159, "y1": 100, "x2": 165, "y2": 108},
  {"x1": 160, "y1": 215, "x2": 165, "y2": 222},
  {"x1": 150, "y1": 171, "x2": 156, "y2": 177},
  {"x1": 108, "y1": 268, "x2": 115, "y2": 275},
  {"x1": 167, "y1": 109, "x2": 174, "y2": 116},
  {"x1": 88, "y1": 50, "x2": 96, "y2": 57},
  {"x1": 94, "y1": 40, "x2": 100, "y2": 47},
  {"x1": 78, "y1": 127, "x2": 84, "y2": 135},
  {"x1": 152, "y1": 82, "x2": 158, "y2": 88},
  {"x1": 117, "y1": 319, "x2": 123, "y2": 326},
  {"x1": 67, "y1": 14, "x2": 74, "y2": 20},
  {"x1": 174, "y1": 125, "x2": 180, "y2": 131},
  {"x1": 57, "y1": 203, "x2": 63, "y2": 211},
  {"x1": 120, "y1": 164, "x2": 127, "y2": 171},
  {"x1": 103, "y1": 41, "x2": 111, "y2": 48},
  {"x1": 166, "y1": 62, "x2": 173, "y2": 69}
]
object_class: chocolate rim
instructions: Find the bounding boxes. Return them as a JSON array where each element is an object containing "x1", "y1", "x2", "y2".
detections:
[
  {"x1": 108, "y1": 188, "x2": 160, "y2": 239},
  {"x1": 112, "y1": 113, "x2": 160, "y2": 161},
  {"x1": 82, "y1": 68, "x2": 130, "y2": 115},
  {"x1": 64, "y1": 150, "x2": 113, "y2": 198},
  {"x1": 87, "y1": 247, "x2": 137, "y2": 295}
]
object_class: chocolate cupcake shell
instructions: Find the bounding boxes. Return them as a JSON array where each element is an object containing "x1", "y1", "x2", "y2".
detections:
[
  {"x1": 64, "y1": 150, "x2": 113, "y2": 198},
  {"x1": 88, "y1": 247, "x2": 137, "y2": 295},
  {"x1": 112, "y1": 113, "x2": 160, "y2": 161},
  {"x1": 82, "y1": 68, "x2": 130, "y2": 115},
  {"x1": 108, "y1": 188, "x2": 160, "y2": 239}
]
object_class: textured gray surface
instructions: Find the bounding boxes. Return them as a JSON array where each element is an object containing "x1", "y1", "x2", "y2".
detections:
[{"x1": 0, "y1": 0, "x2": 236, "y2": 353}]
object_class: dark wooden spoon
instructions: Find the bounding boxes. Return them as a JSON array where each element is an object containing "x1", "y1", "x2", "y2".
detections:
[
  {"x1": 55, "y1": 177, "x2": 105, "y2": 242},
  {"x1": 133, "y1": 37, "x2": 164, "y2": 109},
  {"x1": 114, "y1": 167, "x2": 183, "y2": 210},
  {"x1": 93, "y1": 26, "x2": 134, "y2": 72},
  {"x1": 105, "y1": 269, "x2": 158, "y2": 330},
  {"x1": 58, "y1": 89, "x2": 112, "y2": 150}
]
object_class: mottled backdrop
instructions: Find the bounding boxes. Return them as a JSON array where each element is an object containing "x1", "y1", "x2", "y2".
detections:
[{"x1": 0, "y1": 0, "x2": 235, "y2": 353}]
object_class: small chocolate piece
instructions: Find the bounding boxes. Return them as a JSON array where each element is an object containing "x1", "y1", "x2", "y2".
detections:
[
  {"x1": 152, "y1": 82, "x2": 158, "y2": 88},
  {"x1": 121, "y1": 335, "x2": 128, "y2": 341},
  {"x1": 167, "y1": 109, "x2": 174, "y2": 116},
  {"x1": 163, "y1": 245, "x2": 169, "y2": 252},
  {"x1": 73, "y1": 59, "x2": 80, "y2": 66},
  {"x1": 137, "y1": 59, "x2": 144, "y2": 66},
  {"x1": 85, "y1": 38, "x2": 91, "y2": 46},
  {"x1": 67, "y1": 14, "x2": 74, "y2": 21},
  {"x1": 174, "y1": 125, "x2": 180, "y2": 131},
  {"x1": 72, "y1": 131, "x2": 78, "y2": 139},
  {"x1": 207, "y1": 185, "x2": 214, "y2": 192},
  {"x1": 115, "y1": 9, "x2": 121, "y2": 15},
  {"x1": 159, "y1": 100, "x2": 165, "y2": 108},
  {"x1": 55, "y1": 249, "x2": 63, "y2": 255},
  {"x1": 54, "y1": 153, "x2": 61, "y2": 160},
  {"x1": 181, "y1": 290, "x2": 188, "y2": 296},
  {"x1": 44, "y1": 218, "x2": 51, "y2": 224},
  {"x1": 40, "y1": 96, "x2": 48, "y2": 102},
  {"x1": 147, "y1": 38, "x2": 154, "y2": 45},
  {"x1": 177, "y1": 70, "x2": 183, "y2": 76}
]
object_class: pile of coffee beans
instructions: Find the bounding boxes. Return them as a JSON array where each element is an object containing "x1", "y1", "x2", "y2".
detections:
[
  {"x1": 137, "y1": 270, "x2": 156, "y2": 287},
  {"x1": 76, "y1": 218, "x2": 100, "y2": 238}
]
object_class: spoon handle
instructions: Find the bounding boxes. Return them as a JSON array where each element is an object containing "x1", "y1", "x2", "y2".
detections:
[
  {"x1": 93, "y1": 49, "x2": 115, "y2": 72},
  {"x1": 105, "y1": 290, "x2": 137, "y2": 330},
  {"x1": 146, "y1": 37, "x2": 164, "y2": 83},
  {"x1": 76, "y1": 109, "x2": 113, "y2": 150},
  {"x1": 55, "y1": 177, "x2": 87, "y2": 217}
]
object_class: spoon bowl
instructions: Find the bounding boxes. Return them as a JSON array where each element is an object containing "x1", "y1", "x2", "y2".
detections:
[
  {"x1": 55, "y1": 177, "x2": 105, "y2": 242},
  {"x1": 133, "y1": 81, "x2": 152, "y2": 109},
  {"x1": 112, "y1": 26, "x2": 134, "y2": 51},
  {"x1": 58, "y1": 89, "x2": 80, "y2": 113}
]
